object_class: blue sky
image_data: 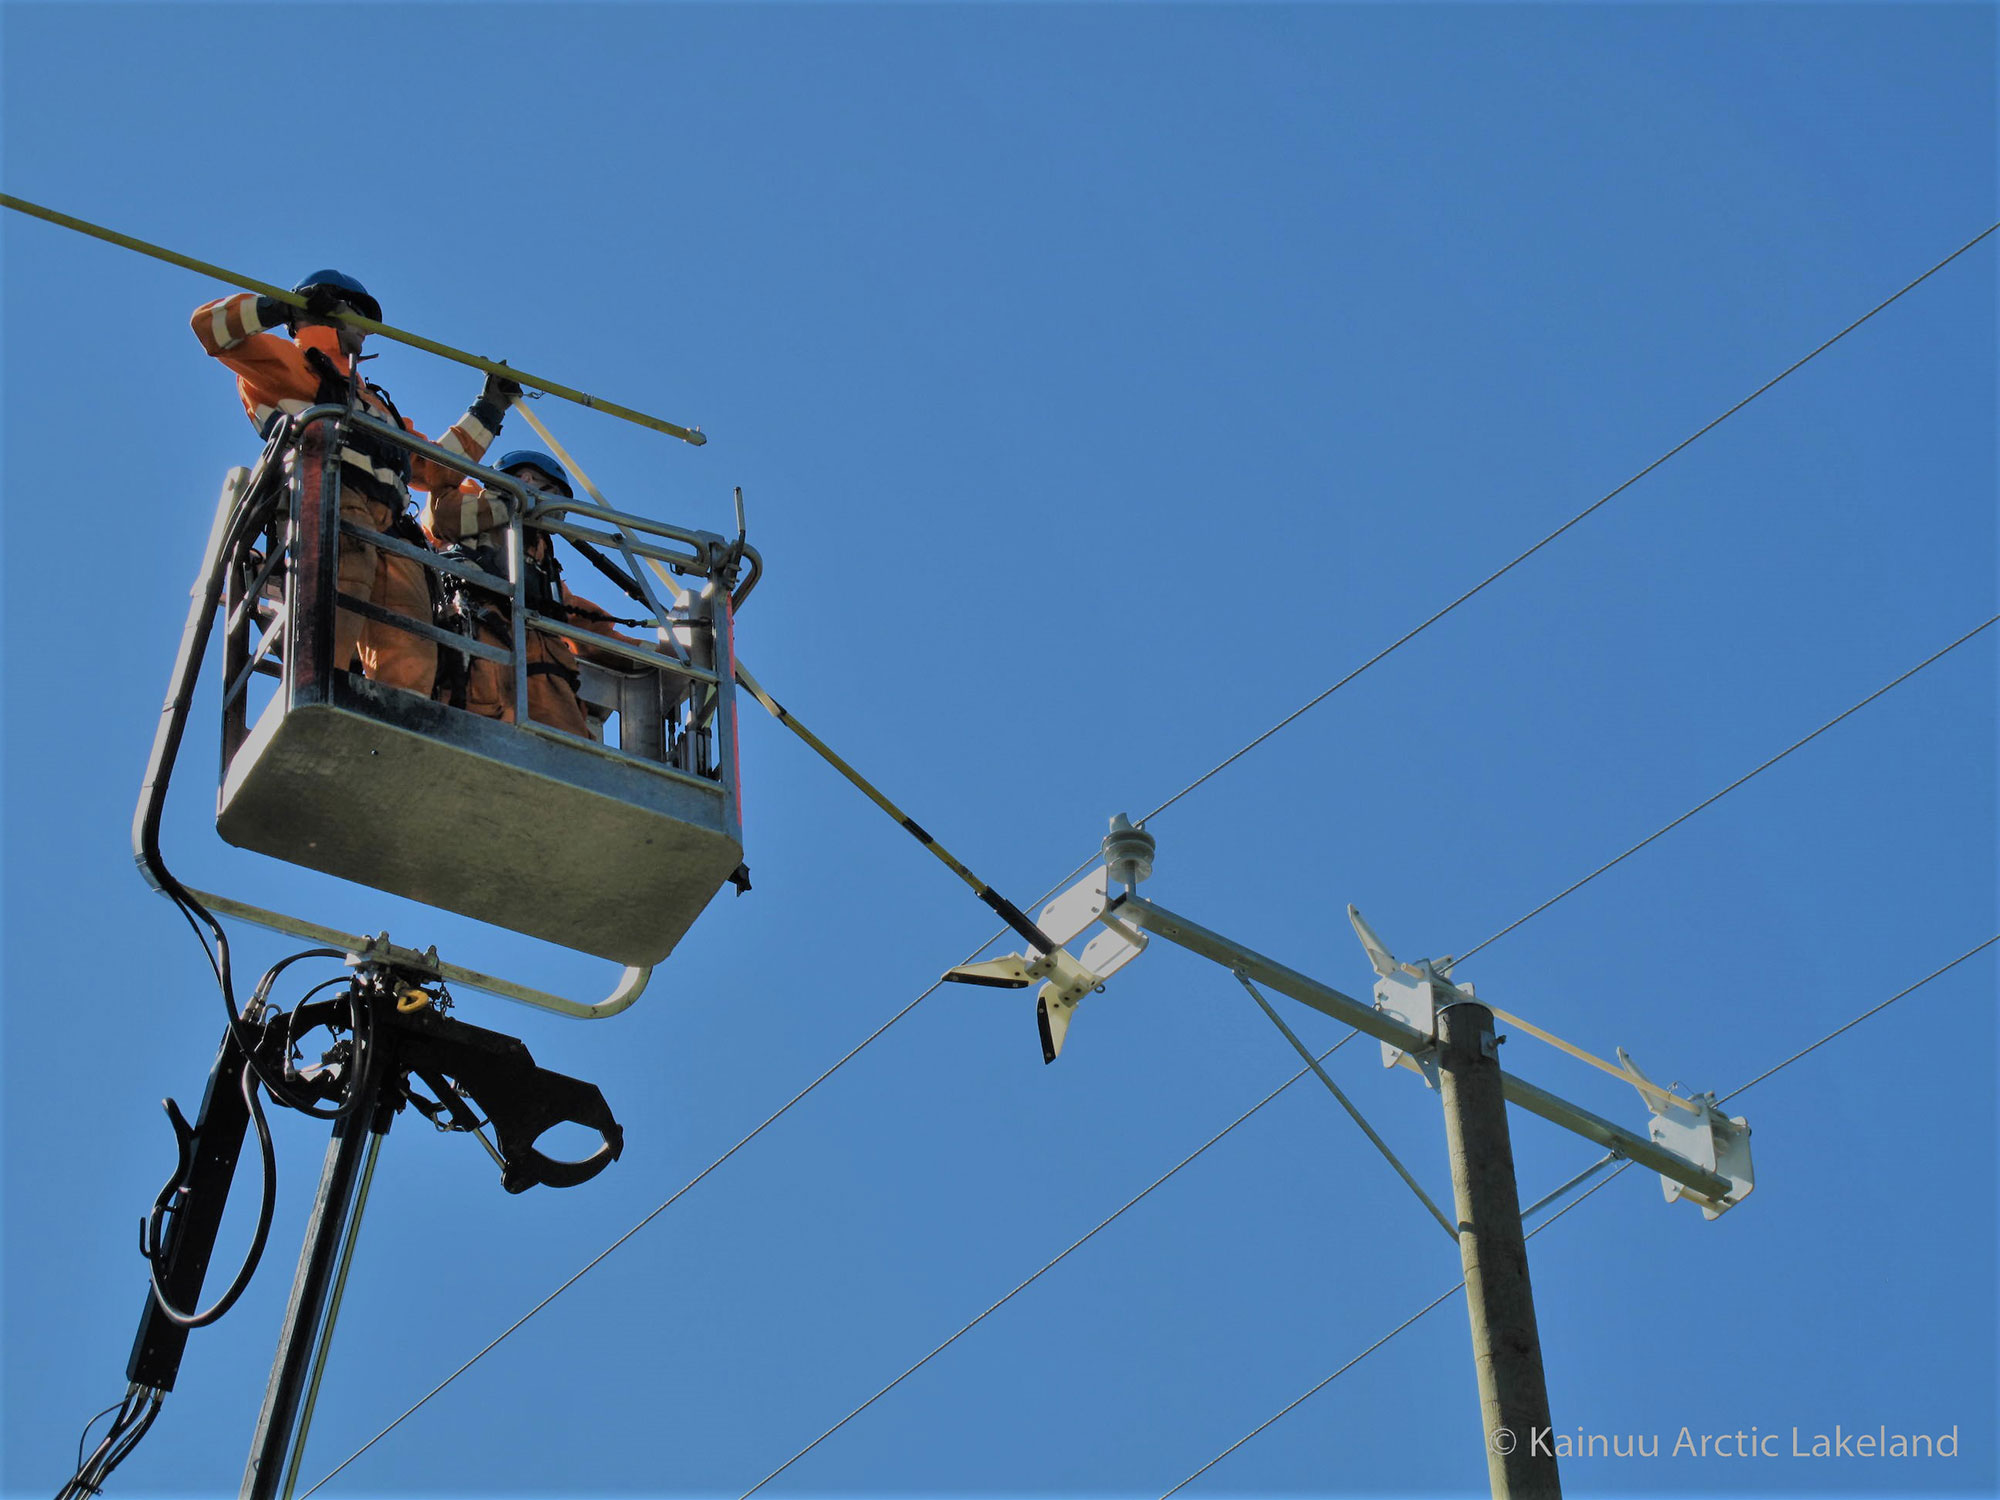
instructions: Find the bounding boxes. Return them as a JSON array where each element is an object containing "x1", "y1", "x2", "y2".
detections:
[{"x1": 3, "y1": 3, "x2": 1994, "y2": 1497}]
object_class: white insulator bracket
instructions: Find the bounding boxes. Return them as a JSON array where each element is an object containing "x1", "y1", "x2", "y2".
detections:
[
  {"x1": 1347, "y1": 905, "x2": 1473, "y2": 1090},
  {"x1": 1617, "y1": 1048, "x2": 1755, "y2": 1219}
]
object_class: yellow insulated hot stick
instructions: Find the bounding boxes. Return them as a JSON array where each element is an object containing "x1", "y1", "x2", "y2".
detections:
[
  {"x1": 512, "y1": 403, "x2": 1059, "y2": 957},
  {"x1": 1, "y1": 193, "x2": 705, "y2": 447}
]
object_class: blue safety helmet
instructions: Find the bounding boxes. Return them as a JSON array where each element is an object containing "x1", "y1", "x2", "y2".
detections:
[
  {"x1": 293, "y1": 268, "x2": 382, "y2": 323},
  {"x1": 494, "y1": 449, "x2": 575, "y2": 499}
]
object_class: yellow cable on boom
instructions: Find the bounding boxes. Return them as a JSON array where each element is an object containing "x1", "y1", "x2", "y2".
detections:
[
  {"x1": 0, "y1": 193, "x2": 706, "y2": 447},
  {"x1": 511, "y1": 402, "x2": 1057, "y2": 956}
]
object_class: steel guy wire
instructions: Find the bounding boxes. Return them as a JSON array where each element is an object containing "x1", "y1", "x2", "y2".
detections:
[
  {"x1": 1160, "y1": 937, "x2": 1997, "y2": 1496},
  {"x1": 1446, "y1": 613, "x2": 1999, "y2": 972},
  {"x1": 1134, "y1": 219, "x2": 2000, "y2": 830},
  {"x1": 739, "y1": 1033, "x2": 1361, "y2": 1499}
]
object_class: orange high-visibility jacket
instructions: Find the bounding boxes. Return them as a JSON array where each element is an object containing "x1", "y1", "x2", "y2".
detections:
[
  {"x1": 420, "y1": 479, "x2": 634, "y2": 647},
  {"x1": 422, "y1": 477, "x2": 639, "y2": 734},
  {"x1": 192, "y1": 292, "x2": 509, "y2": 504}
]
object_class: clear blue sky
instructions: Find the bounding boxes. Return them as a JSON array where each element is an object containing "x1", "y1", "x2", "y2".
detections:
[{"x1": 3, "y1": 4, "x2": 1994, "y2": 1497}]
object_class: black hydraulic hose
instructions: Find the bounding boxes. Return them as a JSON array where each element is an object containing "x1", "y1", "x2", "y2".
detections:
[
  {"x1": 56, "y1": 1386, "x2": 162, "y2": 1500},
  {"x1": 276, "y1": 978, "x2": 378, "y2": 1122},
  {"x1": 144, "y1": 1065, "x2": 277, "y2": 1329},
  {"x1": 251, "y1": 949, "x2": 351, "y2": 1018},
  {"x1": 83, "y1": 1390, "x2": 161, "y2": 1495},
  {"x1": 243, "y1": 954, "x2": 385, "y2": 1121},
  {"x1": 133, "y1": 438, "x2": 286, "y2": 1004},
  {"x1": 61, "y1": 1395, "x2": 132, "y2": 1500},
  {"x1": 126, "y1": 416, "x2": 382, "y2": 1119},
  {"x1": 71, "y1": 1399, "x2": 124, "y2": 1478}
]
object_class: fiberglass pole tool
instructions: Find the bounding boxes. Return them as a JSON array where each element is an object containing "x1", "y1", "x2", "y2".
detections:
[
  {"x1": 510, "y1": 402, "x2": 1059, "y2": 960},
  {"x1": 0, "y1": 194, "x2": 705, "y2": 446}
]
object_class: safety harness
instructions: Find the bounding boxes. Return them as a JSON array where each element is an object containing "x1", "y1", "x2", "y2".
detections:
[{"x1": 432, "y1": 537, "x2": 584, "y2": 710}]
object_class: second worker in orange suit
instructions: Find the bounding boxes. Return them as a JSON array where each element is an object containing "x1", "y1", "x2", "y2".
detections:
[{"x1": 423, "y1": 449, "x2": 636, "y2": 738}]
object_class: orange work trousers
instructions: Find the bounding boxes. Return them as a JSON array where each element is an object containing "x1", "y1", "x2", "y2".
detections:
[
  {"x1": 463, "y1": 619, "x2": 591, "y2": 737},
  {"x1": 333, "y1": 488, "x2": 437, "y2": 697}
]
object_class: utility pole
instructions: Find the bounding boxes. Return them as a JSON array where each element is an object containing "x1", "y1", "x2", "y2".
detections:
[
  {"x1": 950, "y1": 821, "x2": 1754, "y2": 1500},
  {"x1": 1437, "y1": 999, "x2": 1559, "y2": 1500}
]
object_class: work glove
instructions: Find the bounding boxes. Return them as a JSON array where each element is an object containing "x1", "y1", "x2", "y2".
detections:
[
  {"x1": 301, "y1": 282, "x2": 350, "y2": 320},
  {"x1": 253, "y1": 294, "x2": 293, "y2": 331},
  {"x1": 481, "y1": 371, "x2": 525, "y2": 409}
]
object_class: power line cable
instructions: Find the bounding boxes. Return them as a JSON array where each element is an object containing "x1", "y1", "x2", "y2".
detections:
[
  {"x1": 1161, "y1": 937, "x2": 1996, "y2": 1495},
  {"x1": 721, "y1": 612, "x2": 1993, "y2": 1494},
  {"x1": 300, "y1": 874, "x2": 1101, "y2": 1498},
  {"x1": 651, "y1": 607, "x2": 1993, "y2": 1495},
  {"x1": 1719, "y1": 935, "x2": 1997, "y2": 1104},
  {"x1": 1135, "y1": 220, "x2": 1999, "y2": 828},
  {"x1": 303, "y1": 222, "x2": 1995, "y2": 1495},
  {"x1": 738, "y1": 1035, "x2": 1359, "y2": 1498},
  {"x1": 1160, "y1": 1160, "x2": 1636, "y2": 1499},
  {"x1": 297, "y1": 973, "x2": 953, "y2": 1497},
  {"x1": 1448, "y1": 613, "x2": 1998, "y2": 970}
]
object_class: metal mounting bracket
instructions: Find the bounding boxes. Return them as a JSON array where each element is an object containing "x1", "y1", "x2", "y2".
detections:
[
  {"x1": 179, "y1": 887, "x2": 650, "y2": 1020},
  {"x1": 1347, "y1": 905, "x2": 1469, "y2": 1090},
  {"x1": 1616, "y1": 1049, "x2": 1755, "y2": 1219}
]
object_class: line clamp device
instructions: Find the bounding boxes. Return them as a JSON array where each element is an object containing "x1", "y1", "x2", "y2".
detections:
[{"x1": 943, "y1": 814, "x2": 1155, "y2": 1062}]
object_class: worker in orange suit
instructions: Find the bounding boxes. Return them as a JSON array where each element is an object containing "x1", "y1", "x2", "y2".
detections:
[
  {"x1": 423, "y1": 450, "x2": 637, "y2": 738},
  {"x1": 192, "y1": 270, "x2": 520, "y2": 697}
]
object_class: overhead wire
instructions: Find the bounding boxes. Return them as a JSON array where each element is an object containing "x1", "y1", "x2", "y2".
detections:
[
  {"x1": 723, "y1": 618, "x2": 1997, "y2": 1491},
  {"x1": 1133, "y1": 219, "x2": 2000, "y2": 828},
  {"x1": 739, "y1": 1035, "x2": 1360, "y2": 1499},
  {"x1": 512, "y1": 400, "x2": 1061, "y2": 958},
  {"x1": 299, "y1": 912, "x2": 1057, "y2": 1498},
  {"x1": 1447, "y1": 613, "x2": 1998, "y2": 971},
  {"x1": 300, "y1": 222, "x2": 1996, "y2": 1494},
  {"x1": 1161, "y1": 936, "x2": 1997, "y2": 1495},
  {"x1": 1160, "y1": 1160, "x2": 1637, "y2": 1500},
  {"x1": 1719, "y1": 935, "x2": 1997, "y2": 1104},
  {"x1": 722, "y1": 606, "x2": 1996, "y2": 1492},
  {"x1": 1233, "y1": 974, "x2": 1454, "y2": 1239}
]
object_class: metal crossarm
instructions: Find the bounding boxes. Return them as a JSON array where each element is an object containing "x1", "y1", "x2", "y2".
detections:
[{"x1": 1115, "y1": 895, "x2": 1736, "y2": 1204}]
